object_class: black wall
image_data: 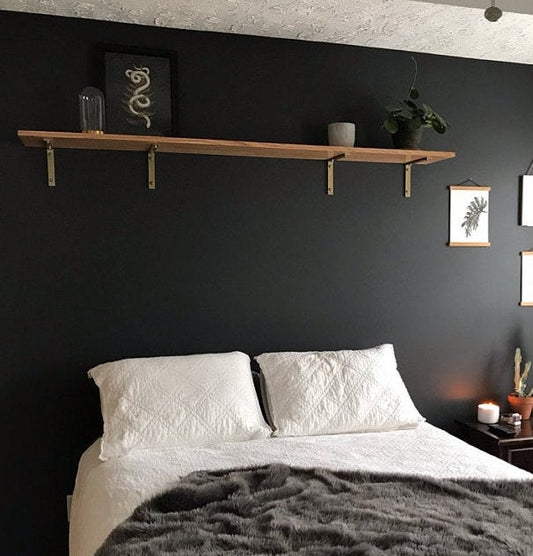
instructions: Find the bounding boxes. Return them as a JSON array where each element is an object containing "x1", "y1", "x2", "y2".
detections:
[{"x1": 2, "y1": 10, "x2": 533, "y2": 554}]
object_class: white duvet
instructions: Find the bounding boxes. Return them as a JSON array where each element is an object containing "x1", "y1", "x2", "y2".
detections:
[{"x1": 69, "y1": 422, "x2": 532, "y2": 556}]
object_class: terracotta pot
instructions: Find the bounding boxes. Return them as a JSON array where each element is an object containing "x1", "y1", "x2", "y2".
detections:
[{"x1": 507, "y1": 393, "x2": 533, "y2": 420}]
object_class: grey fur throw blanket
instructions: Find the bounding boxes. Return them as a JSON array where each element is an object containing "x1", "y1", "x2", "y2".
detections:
[{"x1": 96, "y1": 463, "x2": 533, "y2": 555}]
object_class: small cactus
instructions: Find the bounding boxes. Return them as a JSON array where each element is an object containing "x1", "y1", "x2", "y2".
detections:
[{"x1": 513, "y1": 348, "x2": 533, "y2": 397}]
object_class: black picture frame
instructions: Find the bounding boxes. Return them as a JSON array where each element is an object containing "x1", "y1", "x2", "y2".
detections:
[{"x1": 96, "y1": 44, "x2": 178, "y2": 136}]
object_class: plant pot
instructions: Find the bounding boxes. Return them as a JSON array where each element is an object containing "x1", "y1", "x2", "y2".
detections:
[
  {"x1": 391, "y1": 123, "x2": 422, "y2": 149},
  {"x1": 507, "y1": 393, "x2": 533, "y2": 420},
  {"x1": 328, "y1": 122, "x2": 356, "y2": 147}
]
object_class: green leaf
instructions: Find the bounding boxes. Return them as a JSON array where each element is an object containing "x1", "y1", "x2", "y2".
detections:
[
  {"x1": 385, "y1": 103, "x2": 403, "y2": 113},
  {"x1": 433, "y1": 120, "x2": 446, "y2": 134},
  {"x1": 383, "y1": 117, "x2": 399, "y2": 134},
  {"x1": 461, "y1": 197, "x2": 488, "y2": 237},
  {"x1": 434, "y1": 113, "x2": 447, "y2": 127},
  {"x1": 398, "y1": 109, "x2": 414, "y2": 120}
]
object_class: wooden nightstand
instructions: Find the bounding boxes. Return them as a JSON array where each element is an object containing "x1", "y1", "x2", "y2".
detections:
[{"x1": 455, "y1": 418, "x2": 533, "y2": 473}]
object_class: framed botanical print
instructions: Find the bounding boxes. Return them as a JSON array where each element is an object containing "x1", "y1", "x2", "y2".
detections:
[
  {"x1": 448, "y1": 185, "x2": 490, "y2": 247},
  {"x1": 520, "y1": 251, "x2": 533, "y2": 306},
  {"x1": 520, "y1": 175, "x2": 533, "y2": 226},
  {"x1": 97, "y1": 44, "x2": 178, "y2": 136}
]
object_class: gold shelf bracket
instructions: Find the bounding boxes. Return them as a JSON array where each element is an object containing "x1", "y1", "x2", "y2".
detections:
[
  {"x1": 327, "y1": 154, "x2": 346, "y2": 196},
  {"x1": 404, "y1": 157, "x2": 427, "y2": 198},
  {"x1": 44, "y1": 139, "x2": 55, "y2": 187},
  {"x1": 148, "y1": 144, "x2": 158, "y2": 189}
]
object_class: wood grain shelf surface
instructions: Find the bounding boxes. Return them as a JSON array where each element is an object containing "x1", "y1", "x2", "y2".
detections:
[{"x1": 18, "y1": 130, "x2": 455, "y2": 166}]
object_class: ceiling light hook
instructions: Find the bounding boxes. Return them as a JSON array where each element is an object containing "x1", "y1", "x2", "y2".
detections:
[{"x1": 484, "y1": 1, "x2": 502, "y2": 22}]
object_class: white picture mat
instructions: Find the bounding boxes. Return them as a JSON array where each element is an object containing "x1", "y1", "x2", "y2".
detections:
[
  {"x1": 521, "y1": 176, "x2": 533, "y2": 226},
  {"x1": 449, "y1": 187, "x2": 490, "y2": 244},
  {"x1": 521, "y1": 253, "x2": 533, "y2": 304}
]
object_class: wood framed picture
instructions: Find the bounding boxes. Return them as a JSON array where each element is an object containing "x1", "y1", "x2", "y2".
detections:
[
  {"x1": 448, "y1": 185, "x2": 490, "y2": 247},
  {"x1": 520, "y1": 251, "x2": 533, "y2": 306},
  {"x1": 520, "y1": 175, "x2": 533, "y2": 226},
  {"x1": 97, "y1": 44, "x2": 178, "y2": 136}
]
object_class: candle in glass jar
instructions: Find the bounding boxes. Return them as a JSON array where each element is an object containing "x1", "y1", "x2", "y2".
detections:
[{"x1": 477, "y1": 402, "x2": 500, "y2": 424}]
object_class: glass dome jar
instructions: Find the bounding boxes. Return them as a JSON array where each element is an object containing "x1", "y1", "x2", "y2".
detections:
[{"x1": 79, "y1": 86, "x2": 105, "y2": 134}]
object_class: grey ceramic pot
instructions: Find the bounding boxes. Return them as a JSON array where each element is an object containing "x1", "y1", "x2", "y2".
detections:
[{"x1": 328, "y1": 122, "x2": 356, "y2": 147}]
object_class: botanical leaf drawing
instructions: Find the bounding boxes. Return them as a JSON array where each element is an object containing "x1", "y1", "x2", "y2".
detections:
[{"x1": 461, "y1": 196, "x2": 487, "y2": 237}]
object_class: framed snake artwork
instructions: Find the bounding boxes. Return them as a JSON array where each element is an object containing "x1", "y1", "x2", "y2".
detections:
[{"x1": 96, "y1": 44, "x2": 178, "y2": 136}]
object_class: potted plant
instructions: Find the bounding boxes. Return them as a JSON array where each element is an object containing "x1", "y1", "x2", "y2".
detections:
[
  {"x1": 508, "y1": 347, "x2": 533, "y2": 420},
  {"x1": 383, "y1": 58, "x2": 448, "y2": 149}
]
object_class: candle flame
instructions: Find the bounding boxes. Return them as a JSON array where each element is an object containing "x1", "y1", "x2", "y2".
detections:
[{"x1": 478, "y1": 401, "x2": 498, "y2": 408}]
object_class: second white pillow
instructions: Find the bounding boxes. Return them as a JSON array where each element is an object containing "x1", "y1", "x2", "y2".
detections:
[{"x1": 255, "y1": 344, "x2": 424, "y2": 438}]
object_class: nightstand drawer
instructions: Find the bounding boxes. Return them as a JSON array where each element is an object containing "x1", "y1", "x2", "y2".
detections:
[
  {"x1": 503, "y1": 444, "x2": 533, "y2": 473},
  {"x1": 455, "y1": 419, "x2": 533, "y2": 474}
]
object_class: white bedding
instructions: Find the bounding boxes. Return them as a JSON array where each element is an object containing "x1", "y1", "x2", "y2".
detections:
[{"x1": 69, "y1": 422, "x2": 532, "y2": 556}]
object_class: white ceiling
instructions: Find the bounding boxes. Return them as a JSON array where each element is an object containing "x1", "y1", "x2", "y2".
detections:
[
  {"x1": 413, "y1": 0, "x2": 533, "y2": 14},
  {"x1": 3, "y1": 0, "x2": 533, "y2": 65}
]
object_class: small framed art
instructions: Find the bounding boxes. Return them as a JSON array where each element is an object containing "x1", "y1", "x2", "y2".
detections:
[
  {"x1": 520, "y1": 175, "x2": 533, "y2": 226},
  {"x1": 448, "y1": 185, "x2": 490, "y2": 247},
  {"x1": 520, "y1": 251, "x2": 533, "y2": 306},
  {"x1": 97, "y1": 44, "x2": 178, "y2": 136}
]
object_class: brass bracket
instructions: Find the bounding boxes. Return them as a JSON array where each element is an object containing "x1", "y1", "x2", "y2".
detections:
[
  {"x1": 44, "y1": 139, "x2": 56, "y2": 187},
  {"x1": 327, "y1": 154, "x2": 346, "y2": 196},
  {"x1": 404, "y1": 157, "x2": 427, "y2": 198},
  {"x1": 148, "y1": 144, "x2": 158, "y2": 189}
]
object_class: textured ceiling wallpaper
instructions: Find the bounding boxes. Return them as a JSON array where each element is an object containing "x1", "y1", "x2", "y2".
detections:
[
  {"x1": 2, "y1": 0, "x2": 533, "y2": 64},
  {"x1": 412, "y1": 0, "x2": 533, "y2": 14}
]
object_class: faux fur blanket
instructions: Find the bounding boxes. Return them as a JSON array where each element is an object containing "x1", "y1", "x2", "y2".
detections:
[{"x1": 96, "y1": 464, "x2": 533, "y2": 555}]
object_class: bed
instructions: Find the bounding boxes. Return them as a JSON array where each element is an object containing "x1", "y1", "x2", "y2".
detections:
[{"x1": 69, "y1": 346, "x2": 533, "y2": 555}]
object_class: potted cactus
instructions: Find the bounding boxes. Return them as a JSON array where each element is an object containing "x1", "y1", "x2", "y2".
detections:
[{"x1": 508, "y1": 347, "x2": 533, "y2": 420}]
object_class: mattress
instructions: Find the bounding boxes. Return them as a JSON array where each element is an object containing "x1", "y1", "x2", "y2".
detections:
[{"x1": 69, "y1": 422, "x2": 532, "y2": 556}]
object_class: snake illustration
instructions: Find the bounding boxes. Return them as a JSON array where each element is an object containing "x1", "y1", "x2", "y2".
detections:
[{"x1": 125, "y1": 66, "x2": 152, "y2": 129}]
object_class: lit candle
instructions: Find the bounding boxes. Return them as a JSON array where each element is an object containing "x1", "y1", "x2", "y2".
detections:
[{"x1": 477, "y1": 402, "x2": 500, "y2": 424}]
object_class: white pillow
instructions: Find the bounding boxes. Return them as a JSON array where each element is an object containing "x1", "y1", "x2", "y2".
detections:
[
  {"x1": 255, "y1": 344, "x2": 424, "y2": 437},
  {"x1": 89, "y1": 351, "x2": 272, "y2": 460}
]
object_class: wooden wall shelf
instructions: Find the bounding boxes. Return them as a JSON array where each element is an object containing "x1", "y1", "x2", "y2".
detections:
[{"x1": 18, "y1": 130, "x2": 455, "y2": 196}]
